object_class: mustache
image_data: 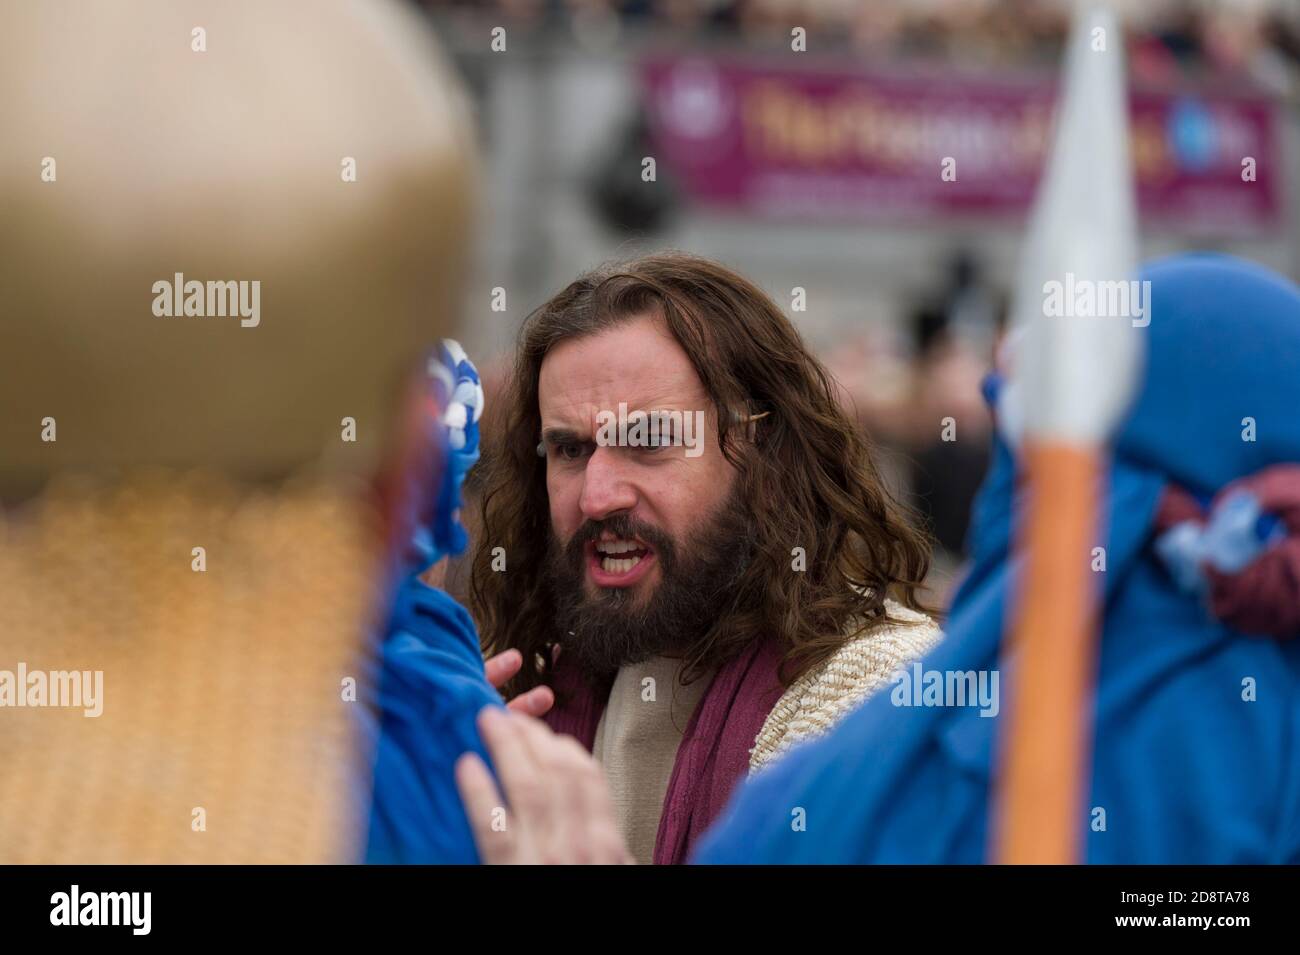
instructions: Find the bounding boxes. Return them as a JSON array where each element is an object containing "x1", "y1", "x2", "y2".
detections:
[{"x1": 563, "y1": 513, "x2": 677, "y2": 571}]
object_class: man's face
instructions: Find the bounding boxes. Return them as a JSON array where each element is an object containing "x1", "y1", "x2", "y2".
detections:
[{"x1": 538, "y1": 314, "x2": 746, "y2": 672}]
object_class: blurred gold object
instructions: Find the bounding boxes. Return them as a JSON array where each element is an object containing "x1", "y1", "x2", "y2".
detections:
[
  {"x1": 0, "y1": 474, "x2": 384, "y2": 863},
  {"x1": 0, "y1": 0, "x2": 476, "y2": 496},
  {"x1": 0, "y1": 0, "x2": 476, "y2": 861}
]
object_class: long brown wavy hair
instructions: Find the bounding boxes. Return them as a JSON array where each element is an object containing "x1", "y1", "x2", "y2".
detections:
[{"x1": 471, "y1": 252, "x2": 933, "y2": 696}]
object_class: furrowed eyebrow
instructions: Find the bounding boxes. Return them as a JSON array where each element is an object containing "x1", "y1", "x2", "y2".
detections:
[{"x1": 540, "y1": 427, "x2": 589, "y2": 445}]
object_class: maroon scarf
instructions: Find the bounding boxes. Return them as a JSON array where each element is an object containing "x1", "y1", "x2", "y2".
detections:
[{"x1": 544, "y1": 637, "x2": 786, "y2": 864}]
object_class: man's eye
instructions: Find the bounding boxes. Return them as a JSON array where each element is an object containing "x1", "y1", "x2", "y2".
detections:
[{"x1": 556, "y1": 442, "x2": 588, "y2": 461}]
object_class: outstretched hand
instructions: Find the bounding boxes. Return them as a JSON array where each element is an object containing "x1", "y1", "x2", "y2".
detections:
[
  {"x1": 484, "y1": 648, "x2": 555, "y2": 718},
  {"x1": 455, "y1": 707, "x2": 633, "y2": 864}
]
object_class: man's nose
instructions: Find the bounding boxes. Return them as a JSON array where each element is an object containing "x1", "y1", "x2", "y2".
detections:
[{"x1": 578, "y1": 446, "x2": 638, "y2": 521}]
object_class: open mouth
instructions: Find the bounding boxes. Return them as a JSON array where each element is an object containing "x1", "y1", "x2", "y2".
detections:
[{"x1": 586, "y1": 535, "x2": 656, "y2": 587}]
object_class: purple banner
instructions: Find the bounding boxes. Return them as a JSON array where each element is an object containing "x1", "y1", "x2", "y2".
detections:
[{"x1": 642, "y1": 57, "x2": 1283, "y2": 234}]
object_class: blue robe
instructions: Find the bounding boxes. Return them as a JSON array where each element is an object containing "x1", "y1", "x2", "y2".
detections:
[
  {"x1": 365, "y1": 577, "x2": 502, "y2": 864},
  {"x1": 694, "y1": 254, "x2": 1300, "y2": 864}
]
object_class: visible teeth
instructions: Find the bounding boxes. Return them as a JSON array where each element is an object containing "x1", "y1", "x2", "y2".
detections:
[
  {"x1": 600, "y1": 555, "x2": 643, "y2": 574},
  {"x1": 596, "y1": 539, "x2": 641, "y2": 555}
]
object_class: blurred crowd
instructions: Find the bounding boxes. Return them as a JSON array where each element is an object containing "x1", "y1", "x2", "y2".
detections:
[
  {"x1": 819, "y1": 250, "x2": 1003, "y2": 599},
  {"x1": 423, "y1": 0, "x2": 1300, "y2": 91}
]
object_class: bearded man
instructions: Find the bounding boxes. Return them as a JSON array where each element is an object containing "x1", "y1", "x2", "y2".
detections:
[{"x1": 470, "y1": 252, "x2": 942, "y2": 864}]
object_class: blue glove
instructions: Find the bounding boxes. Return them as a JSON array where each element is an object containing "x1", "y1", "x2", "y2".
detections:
[{"x1": 410, "y1": 339, "x2": 483, "y2": 574}]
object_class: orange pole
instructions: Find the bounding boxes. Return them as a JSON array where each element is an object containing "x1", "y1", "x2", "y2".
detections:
[{"x1": 994, "y1": 440, "x2": 1101, "y2": 864}]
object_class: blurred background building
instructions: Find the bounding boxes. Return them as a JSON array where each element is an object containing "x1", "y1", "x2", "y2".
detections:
[{"x1": 420, "y1": 0, "x2": 1300, "y2": 600}]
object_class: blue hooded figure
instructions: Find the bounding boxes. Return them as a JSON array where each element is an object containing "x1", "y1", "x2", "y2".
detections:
[
  {"x1": 366, "y1": 340, "x2": 502, "y2": 864},
  {"x1": 694, "y1": 254, "x2": 1300, "y2": 864}
]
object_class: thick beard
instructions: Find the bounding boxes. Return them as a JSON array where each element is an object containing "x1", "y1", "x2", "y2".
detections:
[{"x1": 546, "y1": 487, "x2": 754, "y2": 683}]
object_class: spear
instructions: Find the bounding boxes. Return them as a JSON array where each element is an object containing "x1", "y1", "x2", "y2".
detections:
[{"x1": 992, "y1": 0, "x2": 1143, "y2": 865}]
